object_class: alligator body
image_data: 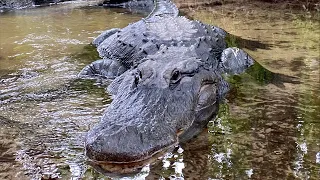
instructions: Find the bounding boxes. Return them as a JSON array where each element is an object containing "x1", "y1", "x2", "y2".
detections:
[{"x1": 79, "y1": 0, "x2": 254, "y2": 165}]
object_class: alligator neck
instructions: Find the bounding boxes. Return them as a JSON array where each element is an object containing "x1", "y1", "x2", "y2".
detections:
[{"x1": 146, "y1": 0, "x2": 179, "y2": 20}]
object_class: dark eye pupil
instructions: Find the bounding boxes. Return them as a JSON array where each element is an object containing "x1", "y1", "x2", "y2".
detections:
[
  {"x1": 172, "y1": 71, "x2": 180, "y2": 81},
  {"x1": 134, "y1": 76, "x2": 139, "y2": 85},
  {"x1": 134, "y1": 70, "x2": 142, "y2": 85},
  {"x1": 139, "y1": 70, "x2": 142, "y2": 79}
]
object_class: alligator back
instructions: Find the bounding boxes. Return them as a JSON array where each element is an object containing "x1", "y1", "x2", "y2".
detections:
[
  {"x1": 96, "y1": 0, "x2": 179, "y2": 68},
  {"x1": 96, "y1": 0, "x2": 226, "y2": 68}
]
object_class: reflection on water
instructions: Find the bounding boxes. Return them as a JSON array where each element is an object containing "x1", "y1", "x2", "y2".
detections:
[
  {"x1": 188, "y1": 4, "x2": 320, "y2": 179},
  {"x1": 0, "y1": 1, "x2": 319, "y2": 180},
  {"x1": 0, "y1": 2, "x2": 143, "y2": 179}
]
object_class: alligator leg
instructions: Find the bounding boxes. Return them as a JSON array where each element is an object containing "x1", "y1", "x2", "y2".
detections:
[
  {"x1": 220, "y1": 47, "x2": 254, "y2": 75},
  {"x1": 220, "y1": 47, "x2": 299, "y2": 87},
  {"x1": 92, "y1": 28, "x2": 120, "y2": 47},
  {"x1": 78, "y1": 59, "x2": 127, "y2": 79}
]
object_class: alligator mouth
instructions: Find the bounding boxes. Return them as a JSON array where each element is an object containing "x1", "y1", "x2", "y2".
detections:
[{"x1": 87, "y1": 142, "x2": 177, "y2": 175}]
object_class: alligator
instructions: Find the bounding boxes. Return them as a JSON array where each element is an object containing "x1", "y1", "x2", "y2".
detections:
[{"x1": 79, "y1": 0, "x2": 254, "y2": 167}]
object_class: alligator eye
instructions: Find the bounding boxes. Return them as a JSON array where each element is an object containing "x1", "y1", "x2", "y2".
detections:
[
  {"x1": 134, "y1": 70, "x2": 142, "y2": 86},
  {"x1": 134, "y1": 76, "x2": 139, "y2": 85},
  {"x1": 139, "y1": 70, "x2": 142, "y2": 79},
  {"x1": 170, "y1": 70, "x2": 181, "y2": 84}
]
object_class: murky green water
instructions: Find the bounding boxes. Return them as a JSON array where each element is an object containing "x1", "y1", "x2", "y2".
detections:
[{"x1": 0, "y1": 2, "x2": 319, "y2": 180}]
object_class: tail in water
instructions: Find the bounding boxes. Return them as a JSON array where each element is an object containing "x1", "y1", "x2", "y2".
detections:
[
  {"x1": 146, "y1": 0, "x2": 179, "y2": 20},
  {"x1": 102, "y1": 0, "x2": 154, "y2": 14}
]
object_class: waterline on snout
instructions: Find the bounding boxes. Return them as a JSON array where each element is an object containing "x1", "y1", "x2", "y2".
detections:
[{"x1": 86, "y1": 143, "x2": 178, "y2": 175}]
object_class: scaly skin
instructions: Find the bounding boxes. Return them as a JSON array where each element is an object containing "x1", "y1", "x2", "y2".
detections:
[{"x1": 79, "y1": 0, "x2": 254, "y2": 163}]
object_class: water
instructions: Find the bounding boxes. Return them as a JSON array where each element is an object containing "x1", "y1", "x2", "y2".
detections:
[{"x1": 0, "y1": 1, "x2": 319, "y2": 179}]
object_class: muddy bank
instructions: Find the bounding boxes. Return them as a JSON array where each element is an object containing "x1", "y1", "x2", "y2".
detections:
[
  {"x1": 174, "y1": 0, "x2": 319, "y2": 11},
  {"x1": 173, "y1": 0, "x2": 320, "y2": 25},
  {"x1": 0, "y1": 0, "x2": 68, "y2": 9},
  {"x1": 0, "y1": 0, "x2": 92, "y2": 10}
]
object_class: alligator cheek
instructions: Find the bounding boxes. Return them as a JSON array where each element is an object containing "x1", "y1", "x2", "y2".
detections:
[
  {"x1": 196, "y1": 83, "x2": 218, "y2": 120},
  {"x1": 197, "y1": 84, "x2": 217, "y2": 108},
  {"x1": 84, "y1": 124, "x2": 178, "y2": 163}
]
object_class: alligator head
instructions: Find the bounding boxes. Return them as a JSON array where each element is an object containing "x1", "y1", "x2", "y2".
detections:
[{"x1": 85, "y1": 46, "x2": 229, "y2": 164}]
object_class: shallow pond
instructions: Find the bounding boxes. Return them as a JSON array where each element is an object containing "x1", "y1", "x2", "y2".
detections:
[{"x1": 0, "y1": 1, "x2": 319, "y2": 179}]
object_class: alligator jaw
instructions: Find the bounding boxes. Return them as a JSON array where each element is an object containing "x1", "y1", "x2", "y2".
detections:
[{"x1": 86, "y1": 142, "x2": 178, "y2": 175}]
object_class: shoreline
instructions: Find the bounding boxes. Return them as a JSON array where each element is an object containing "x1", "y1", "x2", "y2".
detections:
[
  {"x1": 174, "y1": 0, "x2": 319, "y2": 12},
  {"x1": 173, "y1": 0, "x2": 320, "y2": 24}
]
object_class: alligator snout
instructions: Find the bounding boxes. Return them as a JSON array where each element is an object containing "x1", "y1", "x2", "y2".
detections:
[{"x1": 85, "y1": 110, "x2": 179, "y2": 163}]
